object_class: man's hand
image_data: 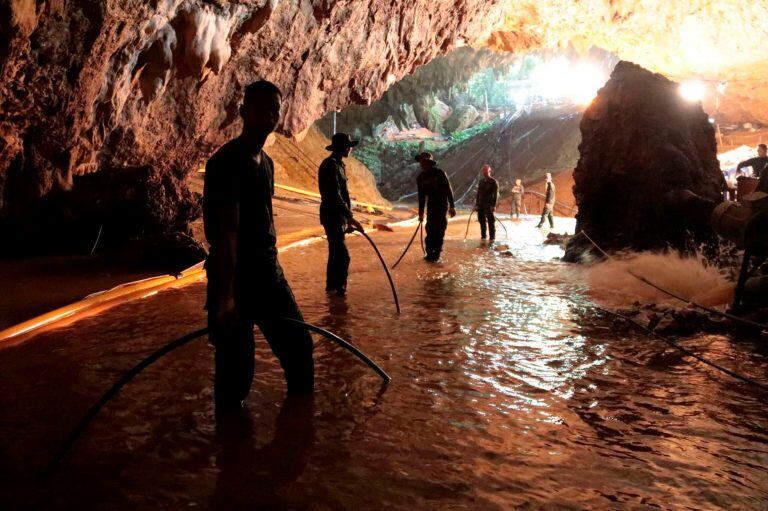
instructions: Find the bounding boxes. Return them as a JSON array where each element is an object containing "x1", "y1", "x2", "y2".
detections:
[
  {"x1": 418, "y1": 213, "x2": 424, "y2": 222},
  {"x1": 214, "y1": 296, "x2": 238, "y2": 330},
  {"x1": 449, "y1": 207, "x2": 456, "y2": 218},
  {"x1": 346, "y1": 217, "x2": 364, "y2": 233}
]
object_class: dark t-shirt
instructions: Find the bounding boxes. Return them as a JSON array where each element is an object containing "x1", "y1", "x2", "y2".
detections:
[
  {"x1": 318, "y1": 155, "x2": 352, "y2": 226},
  {"x1": 203, "y1": 137, "x2": 280, "y2": 309},
  {"x1": 476, "y1": 176, "x2": 499, "y2": 209},
  {"x1": 737, "y1": 156, "x2": 768, "y2": 178},
  {"x1": 417, "y1": 167, "x2": 455, "y2": 217}
]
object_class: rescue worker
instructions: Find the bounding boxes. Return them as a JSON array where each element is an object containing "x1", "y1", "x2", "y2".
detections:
[
  {"x1": 474, "y1": 164, "x2": 499, "y2": 240},
  {"x1": 204, "y1": 80, "x2": 315, "y2": 414},
  {"x1": 510, "y1": 178, "x2": 524, "y2": 219},
  {"x1": 536, "y1": 172, "x2": 556, "y2": 229},
  {"x1": 736, "y1": 144, "x2": 768, "y2": 178},
  {"x1": 416, "y1": 152, "x2": 456, "y2": 261},
  {"x1": 318, "y1": 133, "x2": 364, "y2": 297}
]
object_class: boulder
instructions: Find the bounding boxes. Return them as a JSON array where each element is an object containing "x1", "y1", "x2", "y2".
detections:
[
  {"x1": 444, "y1": 104, "x2": 480, "y2": 133},
  {"x1": 564, "y1": 61, "x2": 725, "y2": 262}
]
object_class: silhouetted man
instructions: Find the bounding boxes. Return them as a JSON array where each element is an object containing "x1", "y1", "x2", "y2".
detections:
[
  {"x1": 474, "y1": 164, "x2": 499, "y2": 240},
  {"x1": 511, "y1": 178, "x2": 524, "y2": 219},
  {"x1": 736, "y1": 144, "x2": 768, "y2": 178},
  {"x1": 204, "y1": 80, "x2": 314, "y2": 414},
  {"x1": 536, "y1": 172, "x2": 555, "y2": 229},
  {"x1": 416, "y1": 152, "x2": 456, "y2": 262},
  {"x1": 318, "y1": 133, "x2": 363, "y2": 297}
]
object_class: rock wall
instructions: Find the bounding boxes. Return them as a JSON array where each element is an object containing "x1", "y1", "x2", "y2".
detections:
[
  {"x1": 564, "y1": 61, "x2": 725, "y2": 261},
  {"x1": 0, "y1": 1, "x2": 764, "y2": 254}
]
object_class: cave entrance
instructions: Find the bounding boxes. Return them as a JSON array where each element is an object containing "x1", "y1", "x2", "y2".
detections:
[{"x1": 313, "y1": 46, "x2": 617, "y2": 215}]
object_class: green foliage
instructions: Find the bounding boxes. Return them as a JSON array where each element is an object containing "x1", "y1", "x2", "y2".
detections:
[{"x1": 449, "y1": 119, "x2": 498, "y2": 144}]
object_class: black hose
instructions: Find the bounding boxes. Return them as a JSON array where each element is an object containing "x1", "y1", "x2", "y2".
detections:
[
  {"x1": 49, "y1": 318, "x2": 391, "y2": 470},
  {"x1": 463, "y1": 210, "x2": 474, "y2": 240},
  {"x1": 391, "y1": 222, "x2": 422, "y2": 269},
  {"x1": 356, "y1": 231, "x2": 401, "y2": 314},
  {"x1": 496, "y1": 215, "x2": 509, "y2": 239}
]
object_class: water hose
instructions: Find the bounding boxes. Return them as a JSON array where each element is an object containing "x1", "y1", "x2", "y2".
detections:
[
  {"x1": 49, "y1": 318, "x2": 390, "y2": 470},
  {"x1": 355, "y1": 230, "x2": 401, "y2": 314},
  {"x1": 463, "y1": 210, "x2": 474, "y2": 240},
  {"x1": 495, "y1": 215, "x2": 509, "y2": 239},
  {"x1": 391, "y1": 221, "x2": 422, "y2": 269}
]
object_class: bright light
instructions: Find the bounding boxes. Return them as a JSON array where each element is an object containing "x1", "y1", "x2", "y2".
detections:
[
  {"x1": 525, "y1": 57, "x2": 606, "y2": 106},
  {"x1": 679, "y1": 80, "x2": 706, "y2": 102}
]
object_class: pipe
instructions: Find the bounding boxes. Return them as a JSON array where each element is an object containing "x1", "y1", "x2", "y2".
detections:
[
  {"x1": 355, "y1": 231, "x2": 401, "y2": 314},
  {"x1": 495, "y1": 215, "x2": 509, "y2": 239},
  {"x1": 391, "y1": 221, "x2": 422, "y2": 269},
  {"x1": 463, "y1": 210, "x2": 474, "y2": 240},
  {"x1": 49, "y1": 317, "x2": 391, "y2": 470}
]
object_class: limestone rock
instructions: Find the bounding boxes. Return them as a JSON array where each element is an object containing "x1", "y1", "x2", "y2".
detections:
[
  {"x1": 444, "y1": 105, "x2": 480, "y2": 133},
  {"x1": 564, "y1": 61, "x2": 725, "y2": 261}
]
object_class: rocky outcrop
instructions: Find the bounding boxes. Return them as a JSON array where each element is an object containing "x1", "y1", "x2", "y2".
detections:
[
  {"x1": 564, "y1": 61, "x2": 725, "y2": 262},
  {"x1": 0, "y1": 1, "x2": 764, "y2": 255},
  {"x1": 444, "y1": 105, "x2": 480, "y2": 133}
]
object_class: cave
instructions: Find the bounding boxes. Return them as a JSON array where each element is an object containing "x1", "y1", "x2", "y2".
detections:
[{"x1": 1, "y1": 1, "x2": 767, "y2": 509}]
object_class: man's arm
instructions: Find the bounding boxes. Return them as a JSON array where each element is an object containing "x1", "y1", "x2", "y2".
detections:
[
  {"x1": 736, "y1": 158, "x2": 761, "y2": 174},
  {"x1": 492, "y1": 179, "x2": 499, "y2": 207},
  {"x1": 443, "y1": 171, "x2": 455, "y2": 210},
  {"x1": 319, "y1": 160, "x2": 353, "y2": 220}
]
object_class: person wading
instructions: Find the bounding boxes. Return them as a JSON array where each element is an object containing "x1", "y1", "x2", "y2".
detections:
[
  {"x1": 474, "y1": 164, "x2": 499, "y2": 240},
  {"x1": 204, "y1": 80, "x2": 314, "y2": 414},
  {"x1": 416, "y1": 152, "x2": 456, "y2": 262},
  {"x1": 536, "y1": 172, "x2": 556, "y2": 229},
  {"x1": 510, "y1": 178, "x2": 524, "y2": 219},
  {"x1": 318, "y1": 133, "x2": 364, "y2": 297}
]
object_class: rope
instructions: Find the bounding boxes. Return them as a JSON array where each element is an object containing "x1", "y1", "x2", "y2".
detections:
[
  {"x1": 419, "y1": 221, "x2": 425, "y2": 256},
  {"x1": 90, "y1": 224, "x2": 103, "y2": 256},
  {"x1": 598, "y1": 306, "x2": 768, "y2": 391},
  {"x1": 463, "y1": 210, "x2": 474, "y2": 240}
]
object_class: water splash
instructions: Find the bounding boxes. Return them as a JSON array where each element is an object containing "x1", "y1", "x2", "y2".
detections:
[{"x1": 586, "y1": 250, "x2": 734, "y2": 308}]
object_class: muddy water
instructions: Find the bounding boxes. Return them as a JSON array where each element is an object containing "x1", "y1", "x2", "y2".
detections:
[{"x1": 1, "y1": 217, "x2": 767, "y2": 510}]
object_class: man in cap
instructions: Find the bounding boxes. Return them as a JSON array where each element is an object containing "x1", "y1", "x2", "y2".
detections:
[
  {"x1": 204, "y1": 80, "x2": 314, "y2": 414},
  {"x1": 416, "y1": 152, "x2": 456, "y2": 262},
  {"x1": 319, "y1": 133, "x2": 364, "y2": 297},
  {"x1": 474, "y1": 164, "x2": 499, "y2": 240}
]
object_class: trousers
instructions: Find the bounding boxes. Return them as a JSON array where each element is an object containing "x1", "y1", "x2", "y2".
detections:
[
  {"x1": 425, "y1": 209, "x2": 448, "y2": 260},
  {"x1": 477, "y1": 206, "x2": 496, "y2": 239},
  {"x1": 322, "y1": 223, "x2": 350, "y2": 292},
  {"x1": 537, "y1": 204, "x2": 554, "y2": 228}
]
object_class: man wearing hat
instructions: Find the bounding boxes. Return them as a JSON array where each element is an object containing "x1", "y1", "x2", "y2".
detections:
[
  {"x1": 415, "y1": 152, "x2": 456, "y2": 262},
  {"x1": 319, "y1": 133, "x2": 363, "y2": 296}
]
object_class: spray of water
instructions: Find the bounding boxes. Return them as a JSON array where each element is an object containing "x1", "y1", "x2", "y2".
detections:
[{"x1": 586, "y1": 250, "x2": 734, "y2": 309}]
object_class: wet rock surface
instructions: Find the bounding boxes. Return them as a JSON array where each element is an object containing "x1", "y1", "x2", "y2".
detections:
[{"x1": 565, "y1": 61, "x2": 726, "y2": 262}]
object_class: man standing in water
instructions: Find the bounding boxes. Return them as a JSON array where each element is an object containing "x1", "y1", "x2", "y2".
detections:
[
  {"x1": 510, "y1": 178, "x2": 524, "y2": 219},
  {"x1": 318, "y1": 133, "x2": 364, "y2": 297},
  {"x1": 416, "y1": 152, "x2": 456, "y2": 262},
  {"x1": 474, "y1": 164, "x2": 499, "y2": 240},
  {"x1": 204, "y1": 81, "x2": 314, "y2": 414},
  {"x1": 536, "y1": 172, "x2": 556, "y2": 229}
]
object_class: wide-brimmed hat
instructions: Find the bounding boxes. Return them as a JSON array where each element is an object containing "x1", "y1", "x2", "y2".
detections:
[
  {"x1": 414, "y1": 151, "x2": 436, "y2": 165},
  {"x1": 326, "y1": 132, "x2": 359, "y2": 151}
]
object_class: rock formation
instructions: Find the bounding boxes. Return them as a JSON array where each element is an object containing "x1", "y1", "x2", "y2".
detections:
[
  {"x1": 564, "y1": 61, "x2": 725, "y2": 261},
  {"x1": 0, "y1": 1, "x2": 764, "y2": 254}
]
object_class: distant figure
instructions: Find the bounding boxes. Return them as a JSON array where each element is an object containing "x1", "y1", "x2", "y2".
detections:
[
  {"x1": 318, "y1": 133, "x2": 363, "y2": 297},
  {"x1": 203, "y1": 80, "x2": 314, "y2": 414},
  {"x1": 510, "y1": 178, "x2": 525, "y2": 219},
  {"x1": 474, "y1": 164, "x2": 499, "y2": 240},
  {"x1": 536, "y1": 172, "x2": 555, "y2": 229},
  {"x1": 416, "y1": 152, "x2": 456, "y2": 262},
  {"x1": 736, "y1": 144, "x2": 768, "y2": 178}
]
